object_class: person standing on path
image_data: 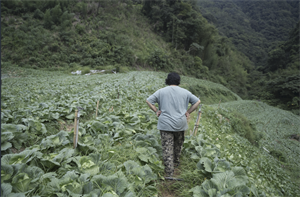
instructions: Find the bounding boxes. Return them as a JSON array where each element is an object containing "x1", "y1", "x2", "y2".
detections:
[{"x1": 146, "y1": 72, "x2": 201, "y2": 178}]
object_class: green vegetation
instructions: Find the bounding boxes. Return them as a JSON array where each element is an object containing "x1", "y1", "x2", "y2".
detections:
[
  {"x1": 141, "y1": 0, "x2": 253, "y2": 97},
  {"x1": 219, "y1": 100, "x2": 300, "y2": 186},
  {"x1": 249, "y1": 22, "x2": 300, "y2": 114},
  {"x1": 1, "y1": 0, "x2": 253, "y2": 99},
  {"x1": 1, "y1": 68, "x2": 299, "y2": 196},
  {"x1": 1, "y1": 0, "x2": 299, "y2": 195},
  {"x1": 198, "y1": 1, "x2": 300, "y2": 114},
  {"x1": 198, "y1": 0, "x2": 299, "y2": 68}
]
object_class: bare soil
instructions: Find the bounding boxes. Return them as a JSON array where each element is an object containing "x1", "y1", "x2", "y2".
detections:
[{"x1": 58, "y1": 120, "x2": 74, "y2": 132}]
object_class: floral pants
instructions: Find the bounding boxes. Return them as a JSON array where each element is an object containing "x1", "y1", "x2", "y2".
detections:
[{"x1": 160, "y1": 130, "x2": 185, "y2": 177}]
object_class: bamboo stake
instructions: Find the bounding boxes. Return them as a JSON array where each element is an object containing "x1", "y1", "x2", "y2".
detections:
[
  {"x1": 73, "y1": 110, "x2": 78, "y2": 149},
  {"x1": 95, "y1": 100, "x2": 99, "y2": 118},
  {"x1": 192, "y1": 104, "x2": 202, "y2": 136},
  {"x1": 194, "y1": 112, "x2": 202, "y2": 136}
]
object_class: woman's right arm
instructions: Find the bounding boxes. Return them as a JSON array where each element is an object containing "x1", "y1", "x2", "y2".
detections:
[{"x1": 146, "y1": 100, "x2": 161, "y2": 117}]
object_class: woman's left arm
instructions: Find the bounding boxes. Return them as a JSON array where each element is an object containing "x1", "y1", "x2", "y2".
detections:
[{"x1": 186, "y1": 100, "x2": 201, "y2": 118}]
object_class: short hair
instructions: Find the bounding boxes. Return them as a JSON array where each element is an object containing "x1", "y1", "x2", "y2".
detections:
[{"x1": 165, "y1": 72, "x2": 180, "y2": 85}]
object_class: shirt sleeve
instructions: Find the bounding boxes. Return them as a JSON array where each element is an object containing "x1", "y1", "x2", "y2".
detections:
[
  {"x1": 147, "y1": 90, "x2": 160, "y2": 105},
  {"x1": 189, "y1": 92, "x2": 200, "y2": 105}
]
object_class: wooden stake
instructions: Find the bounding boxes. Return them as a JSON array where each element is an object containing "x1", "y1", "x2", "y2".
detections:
[
  {"x1": 73, "y1": 110, "x2": 78, "y2": 149},
  {"x1": 194, "y1": 112, "x2": 202, "y2": 136},
  {"x1": 95, "y1": 100, "x2": 99, "y2": 118},
  {"x1": 192, "y1": 104, "x2": 202, "y2": 136},
  {"x1": 218, "y1": 99, "x2": 221, "y2": 109}
]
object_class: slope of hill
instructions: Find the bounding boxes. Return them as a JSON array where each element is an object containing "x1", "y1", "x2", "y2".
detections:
[
  {"x1": 1, "y1": 0, "x2": 254, "y2": 98},
  {"x1": 1, "y1": 67, "x2": 299, "y2": 196},
  {"x1": 248, "y1": 22, "x2": 300, "y2": 114},
  {"x1": 197, "y1": 0, "x2": 299, "y2": 68},
  {"x1": 219, "y1": 100, "x2": 300, "y2": 184}
]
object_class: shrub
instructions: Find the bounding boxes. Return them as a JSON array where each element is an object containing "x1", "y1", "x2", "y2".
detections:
[
  {"x1": 8, "y1": 17, "x2": 15, "y2": 25},
  {"x1": 219, "y1": 110, "x2": 263, "y2": 146},
  {"x1": 75, "y1": 24, "x2": 85, "y2": 34},
  {"x1": 51, "y1": 4, "x2": 62, "y2": 25},
  {"x1": 33, "y1": 9, "x2": 44, "y2": 19},
  {"x1": 22, "y1": 13, "x2": 31, "y2": 20},
  {"x1": 82, "y1": 67, "x2": 91, "y2": 74},
  {"x1": 270, "y1": 150, "x2": 286, "y2": 162},
  {"x1": 43, "y1": 9, "x2": 52, "y2": 29},
  {"x1": 147, "y1": 49, "x2": 169, "y2": 70},
  {"x1": 49, "y1": 43, "x2": 60, "y2": 52}
]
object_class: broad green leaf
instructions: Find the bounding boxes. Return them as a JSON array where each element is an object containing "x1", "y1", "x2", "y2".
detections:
[
  {"x1": 1, "y1": 131, "x2": 14, "y2": 143},
  {"x1": 1, "y1": 124, "x2": 27, "y2": 133},
  {"x1": 102, "y1": 193, "x2": 119, "y2": 197},
  {"x1": 231, "y1": 167, "x2": 248, "y2": 185},
  {"x1": 91, "y1": 121, "x2": 107, "y2": 132},
  {"x1": 79, "y1": 156, "x2": 99, "y2": 175},
  {"x1": 51, "y1": 112, "x2": 60, "y2": 119},
  {"x1": 197, "y1": 157, "x2": 213, "y2": 172},
  {"x1": 66, "y1": 113, "x2": 75, "y2": 120},
  {"x1": 1, "y1": 183, "x2": 12, "y2": 196},
  {"x1": 213, "y1": 158, "x2": 231, "y2": 172},
  {"x1": 11, "y1": 164, "x2": 44, "y2": 193},
  {"x1": 1, "y1": 164, "x2": 14, "y2": 183},
  {"x1": 189, "y1": 186, "x2": 209, "y2": 197},
  {"x1": 1, "y1": 141, "x2": 12, "y2": 151},
  {"x1": 91, "y1": 171, "x2": 128, "y2": 195}
]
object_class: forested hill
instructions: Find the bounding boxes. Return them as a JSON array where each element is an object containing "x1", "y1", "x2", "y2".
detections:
[
  {"x1": 197, "y1": 0, "x2": 300, "y2": 114},
  {"x1": 248, "y1": 22, "x2": 300, "y2": 115},
  {"x1": 198, "y1": 0, "x2": 299, "y2": 68},
  {"x1": 1, "y1": 0, "x2": 252, "y2": 98},
  {"x1": 1, "y1": 0, "x2": 299, "y2": 114}
]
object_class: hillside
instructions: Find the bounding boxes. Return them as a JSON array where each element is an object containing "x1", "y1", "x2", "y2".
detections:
[
  {"x1": 197, "y1": 0, "x2": 300, "y2": 114},
  {"x1": 1, "y1": 67, "x2": 300, "y2": 196},
  {"x1": 198, "y1": 0, "x2": 299, "y2": 68},
  {"x1": 219, "y1": 100, "x2": 300, "y2": 184},
  {"x1": 1, "y1": 0, "x2": 254, "y2": 99},
  {"x1": 248, "y1": 22, "x2": 300, "y2": 114}
]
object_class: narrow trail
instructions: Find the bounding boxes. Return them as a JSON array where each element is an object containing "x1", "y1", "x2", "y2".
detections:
[
  {"x1": 157, "y1": 112, "x2": 197, "y2": 197},
  {"x1": 158, "y1": 168, "x2": 182, "y2": 197}
]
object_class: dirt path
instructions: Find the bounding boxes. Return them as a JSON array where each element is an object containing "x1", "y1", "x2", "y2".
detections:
[
  {"x1": 158, "y1": 168, "x2": 182, "y2": 197},
  {"x1": 157, "y1": 108, "x2": 198, "y2": 196}
]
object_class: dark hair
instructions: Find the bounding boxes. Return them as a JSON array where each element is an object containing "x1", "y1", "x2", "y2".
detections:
[{"x1": 165, "y1": 72, "x2": 180, "y2": 85}]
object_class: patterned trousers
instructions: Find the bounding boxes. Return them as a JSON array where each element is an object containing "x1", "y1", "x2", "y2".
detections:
[{"x1": 160, "y1": 130, "x2": 185, "y2": 177}]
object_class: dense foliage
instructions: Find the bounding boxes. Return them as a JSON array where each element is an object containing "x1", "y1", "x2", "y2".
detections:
[
  {"x1": 248, "y1": 22, "x2": 300, "y2": 114},
  {"x1": 197, "y1": 0, "x2": 300, "y2": 114},
  {"x1": 142, "y1": 0, "x2": 253, "y2": 96},
  {"x1": 198, "y1": 0, "x2": 299, "y2": 68},
  {"x1": 1, "y1": 0, "x2": 254, "y2": 99},
  {"x1": 1, "y1": 68, "x2": 299, "y2": 196}
]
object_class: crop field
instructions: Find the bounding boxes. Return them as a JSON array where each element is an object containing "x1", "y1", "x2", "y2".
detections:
[{"x1": 1, "y1": 68, "x2": 300, "y2": 197}]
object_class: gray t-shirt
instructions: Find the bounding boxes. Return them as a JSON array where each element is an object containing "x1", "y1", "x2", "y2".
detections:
[{"x1": 147, "y1": 86, "x2": 199, "y2": 132}]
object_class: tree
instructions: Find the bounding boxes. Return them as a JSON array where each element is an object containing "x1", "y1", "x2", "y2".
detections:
[
  {"x1": 43, "y1": 9, "x2": 52, "y2": 29},
  {"x1": 51, "y1": 4, "x2": 62, "y2": 25}
]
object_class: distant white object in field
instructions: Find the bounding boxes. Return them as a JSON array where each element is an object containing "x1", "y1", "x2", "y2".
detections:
[
  {"x1": 72, "y1": 70, "x2": 106, "y2": 75},
  {"x1": 71, "y1": 70, "x2": 82, "y2": 75},
  {"x1": 90, "y1": 70, "x2": 105, "y2": 73}
]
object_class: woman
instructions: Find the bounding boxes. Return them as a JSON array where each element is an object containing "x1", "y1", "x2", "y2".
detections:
[{"x1": 146, "y1": 72, "x2": 200, "y2": 178}]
